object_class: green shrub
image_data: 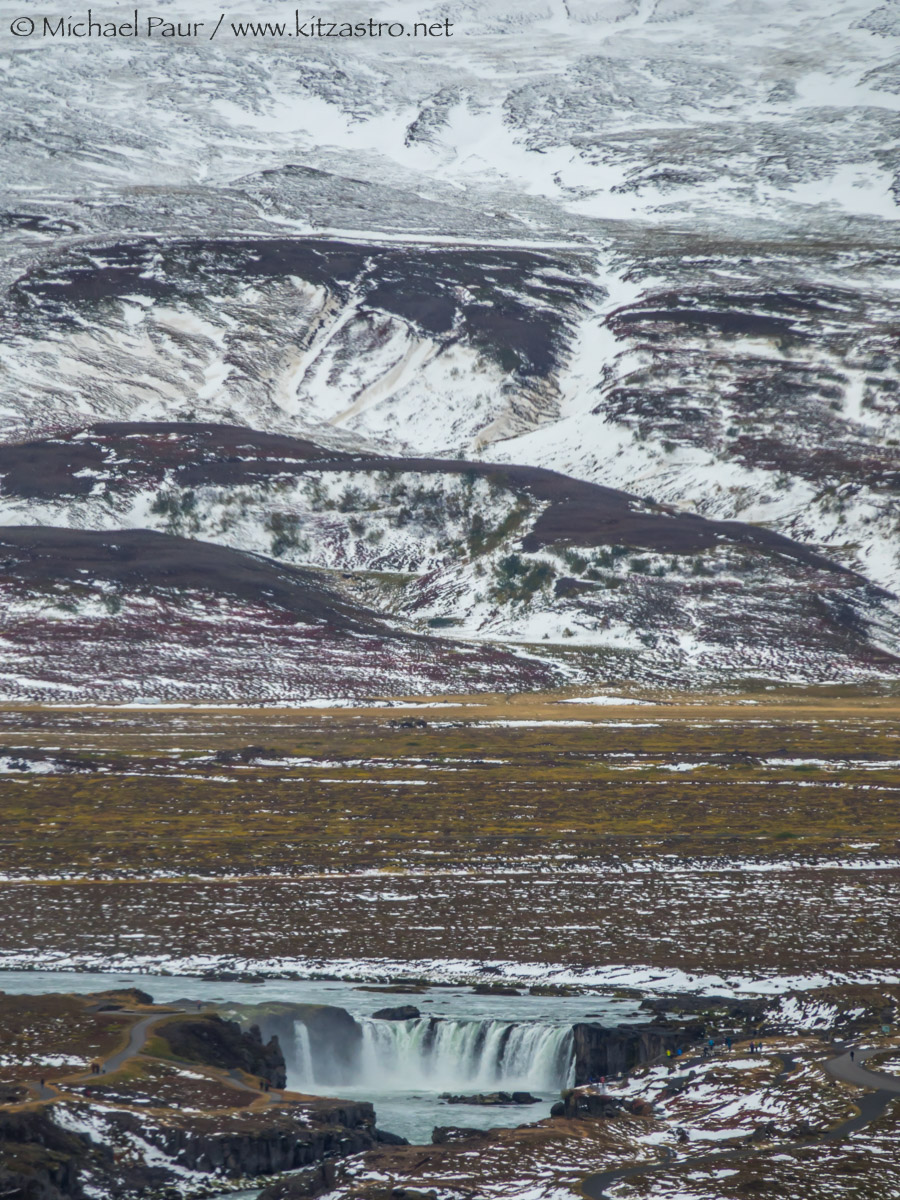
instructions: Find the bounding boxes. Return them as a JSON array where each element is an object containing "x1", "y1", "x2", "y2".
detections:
[
  {"x1": 467, "y1": 502, "x2": 531, "y2": 556},
  {"x1": 338, "y1": 485, "x2": 366, "y2": 512},
  {"x1": 490, "y1": 556, "x2": 556, "y2": 603},
  {"x1": 266, "y1": 512, "x2": 308, "y2": 557},
  {"x1": 563, "y1": 550, "x2": 589, "y2": 574},
  {"x1": 151, "y1": 489, "x2": 196, "y2": 519}
]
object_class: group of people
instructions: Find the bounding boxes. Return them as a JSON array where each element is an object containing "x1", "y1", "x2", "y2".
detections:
[{"x1": 677, "y1": 1035, "x2": 768, "y2": 1062}]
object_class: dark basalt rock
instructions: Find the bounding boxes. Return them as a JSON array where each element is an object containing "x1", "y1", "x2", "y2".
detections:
[
  {"x1": 232, "y1": 1002, "x2": 365, "y2": 1086},
  {"x1": 440, "y1": 1091, "x2": 540, "y2": 1106},
  {"x1": 431, "y1": 1126, "x2": 488, "y2": 1144},
  {"x1": 156, "y1": 1013, "x2": 286, "y2": 1087},
  {"x1": 375, "y1": 1128, "x2": 410, "y2": 1146},
  {"x1": 556, "y1": 1091, "x2": 620, "y2": 1119},
  {"x1": 257, "y1": 1159, "x2": 339, "y2": 1200},
  {"x1": 552, "y1": 1090, "x2": 652, "y2": 1120},
  {"x1": 748, "y1": 1121, "x2": 780, "y2": 1142},
  {"x1": 125, "y1": 1102, "x2": 379, "y2": 1175},
  {"x1": 0, "y1": 1107, "x2": 107, "y2": 1200},
  {"x1": 372, "y1": 1005, "x2": 421, "y2": 1021},
  {"x1": 571, "y1": 1022, "x2": 705, "y2": 1083},
  {"x1": 786, "y1": 1119, "x2": 822, "y2": 1140},
  {"x1": 660, "y1": 1075, "x2": 693, "y2": 1099}
]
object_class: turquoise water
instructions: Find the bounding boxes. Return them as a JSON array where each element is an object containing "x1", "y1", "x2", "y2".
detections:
[{"x1": 0, "y1": 969, "x2": 644, "y2": 1144}]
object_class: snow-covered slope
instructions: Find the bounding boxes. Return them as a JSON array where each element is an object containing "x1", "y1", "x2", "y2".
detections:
[
  {"x1": 3, "y1": 0, "x2": 898, "y2": 242},
  {"x1": 1, "y1": 0, "x2": 898, "y2": 694},
  {"x1": 1, "y1": 237, "x2": 595, "y2": 452},
  {"x1": 1, "y1": 425, "x2": 896, "y2": 693}
]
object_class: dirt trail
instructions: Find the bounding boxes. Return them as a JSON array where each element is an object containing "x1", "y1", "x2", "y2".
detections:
[
  {"x1": 24, "y1": 1004, "x2": 279, "y2": 1109},
  {"x1": 23, "y1": 1007, "x2": 182, "y2": 1103},
  {"x1": 100, "y1": 1011, "x2": 173, "y2": 1075}
]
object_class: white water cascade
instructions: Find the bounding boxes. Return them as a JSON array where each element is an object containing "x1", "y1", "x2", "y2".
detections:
[
  {"x1": 290, "y1": 1016, "x2": 575, "y2": 1093},
  {"x1": 359, "y1": 1018, "x2": 575, "y2": 1092},
  {"x1": 292, "y1": 1020, "x2": 314, "y2": 1080}
]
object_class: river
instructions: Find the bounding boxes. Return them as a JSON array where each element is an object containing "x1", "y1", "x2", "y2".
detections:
[{"x1": 0, "y1": 968, "x2": 648, "y2": 1144}]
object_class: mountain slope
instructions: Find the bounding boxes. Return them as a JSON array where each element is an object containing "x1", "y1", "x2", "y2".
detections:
[
  {"x1": 1, "y1": 425, "x2": 897, "y2": 694},
  {"x1": 0, "y1": 525, "x2": 559, "y2": 703},
  {"x1": 3, "y1": 230, "x2": 897, "y2": 599},
  {"x1": 2, "y1": 0, "x2": 899, "y2": 695}
]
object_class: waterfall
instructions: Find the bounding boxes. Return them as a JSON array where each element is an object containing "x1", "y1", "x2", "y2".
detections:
[
  {"x1": 287, "y1": 1016, "x2": 574, "y2": 1093},
  {"x1": 290, "y1": 1020, "x2": 315, "y2": 1082},
  {"x1": 358, "y1": 1018, "x2": 575, "y2": 1092}
]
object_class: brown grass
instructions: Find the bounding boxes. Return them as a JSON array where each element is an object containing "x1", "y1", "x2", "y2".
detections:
[{"x1": 0, "y1": 695, "x2": 896, "y2": 977}]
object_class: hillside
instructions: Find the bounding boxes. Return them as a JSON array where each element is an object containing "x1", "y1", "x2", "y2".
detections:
[
  {"x1": 0, "y1": 424, "x2": 897, "y2": 697},
  {"x1": 1, "y1": 0, "x2": 898, "y2": 697},
  {"x1": 0, "y1": 524, "x2": 557, "y2": 703}
]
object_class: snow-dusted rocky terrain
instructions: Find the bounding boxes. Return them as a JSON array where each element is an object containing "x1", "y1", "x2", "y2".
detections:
[{"x1": 1, "y1": 0, "x2": 899, "y2": 697}]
